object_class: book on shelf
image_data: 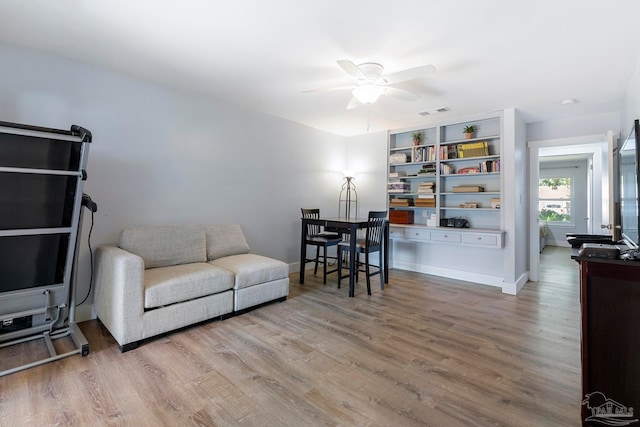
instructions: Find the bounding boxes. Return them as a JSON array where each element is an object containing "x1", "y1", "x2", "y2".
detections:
[
  {"x1": 447, "y1": 145, "x2": 457, "y2": 159},
  {"x1": 415, "y1": 198, "x2": 436, "y2": 207},
  {"x1": 389, "y1": 171, "x2": 407, "y2": 178},
  {"x1": 479, "y1": 159, "x2": 500, "y2": 173},
  {"x1": 440, "y1": 164, "x2": 455, "y2": 175},
  {"x1": 491, "y1": 198, "x2": 501, "y2": 208},
  {"x1": 453, "y1": 185, "x2": 485, "y2": 193},
  {"x1": 458, "y1": 167, "x2": 480, "y2": 174},
  {"x1": 418, "y1": 164, "x2": 437, "y2": 174},
  {"x1": 390, "y1": 198, "x2": 413, "y2": 206},
  {"x1": 457, "y1": 141, "x2": 489, "y2": 158},
  {"x1": 428, "y1": 146, "x2": 436, "y2": 161},
  {"x1": 417, "y1": 182, "x2": 435, "y2": 194}
]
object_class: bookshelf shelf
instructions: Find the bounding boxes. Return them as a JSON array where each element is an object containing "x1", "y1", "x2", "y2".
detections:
[{"x1": 388, "y1": 114, "x2": 503, "y2": 231}]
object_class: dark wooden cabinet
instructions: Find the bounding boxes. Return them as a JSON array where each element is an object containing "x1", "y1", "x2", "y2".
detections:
[{"x1": 579, "y1": 258, "x2": 640, "y2": 426}]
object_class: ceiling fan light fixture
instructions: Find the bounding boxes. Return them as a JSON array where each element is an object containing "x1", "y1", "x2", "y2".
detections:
[{"x1": 352, "y1": 84, "x2": 386, "y2": 105}]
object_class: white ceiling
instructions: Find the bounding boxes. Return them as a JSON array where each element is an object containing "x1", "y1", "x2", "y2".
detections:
[{"x1": 1, "y1": 0, "x2": 639, "y2": 136}]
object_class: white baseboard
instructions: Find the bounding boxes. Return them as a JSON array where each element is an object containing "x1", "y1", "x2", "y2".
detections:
[
  {"x1": 501, "y1": 272, "x2": 529, "y2": 295},
  {"x1": 392, "y1": 260, "x2": 503, "y2": 288}
]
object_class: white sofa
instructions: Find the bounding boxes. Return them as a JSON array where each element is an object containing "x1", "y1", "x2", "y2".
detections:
[{"x1": 94, "y1": 224, "x2": 289, "y2": 352}]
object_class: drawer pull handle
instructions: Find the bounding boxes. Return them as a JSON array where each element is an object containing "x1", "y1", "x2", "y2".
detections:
[{"x1": 477, "y1": 236, "x2": 482, "y2": 240}]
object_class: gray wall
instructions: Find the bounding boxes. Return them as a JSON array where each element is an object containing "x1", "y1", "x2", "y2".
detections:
[
  {"x1": 527, "y1": 111, "x2": 621, "y2": 142},
  {"x1": 0, "y1": 45, "x2": 347, "y2": 319},
  {"x1": 624, "y1": 54, "x2": 640, "y2": 128},
  {"x1": 2, "y1": 43, "x2": 637, "y2": 318}
]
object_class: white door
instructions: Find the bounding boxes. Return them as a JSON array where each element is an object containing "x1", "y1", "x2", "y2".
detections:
[{"x1": 604, "y1": 130, "x2": 616, "y2": 237}]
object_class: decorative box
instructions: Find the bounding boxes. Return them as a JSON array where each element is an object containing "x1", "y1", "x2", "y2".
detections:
[
  {"x1": 387, "y1": 182, "x2": 410, "y2": 193},
  {"x1": 390, "y1": 210, "x2": 414, "y2": 224},
  {"x1": 389, "y1": 153, "x2": 409, "y2": 164}
]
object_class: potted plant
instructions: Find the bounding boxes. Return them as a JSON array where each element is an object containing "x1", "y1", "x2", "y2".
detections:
[
  {"x1": 463, "y1": 125, "x2": 475, "y2": 139},
  {"x1": 412, "y1": 131, "x2": 423, "y2": 146}
]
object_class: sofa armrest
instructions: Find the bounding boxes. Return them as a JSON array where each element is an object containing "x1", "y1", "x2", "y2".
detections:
[{"x1": 94, "y1": 244, "x2": 146, "y2": 346}]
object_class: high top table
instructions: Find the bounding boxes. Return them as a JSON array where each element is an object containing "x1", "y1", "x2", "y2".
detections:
[{"x1": 299, "y1": 217, "x2": 389, "y2": 297}]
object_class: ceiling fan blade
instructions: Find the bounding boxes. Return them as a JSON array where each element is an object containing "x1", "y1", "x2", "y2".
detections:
[
  {"x1": 337, "y1": 60, "x2": 365, "y2": 78},
  {"x1": 346, "y1": 96, "x2": 360, "y2": 110},
  {"x1": 384, "y1": 64, "x2": 436, "y2": 84},
  {"x1": 384, "y1": 86, "x2": 420, "y2": 101},
  {"x1": 302, "y1": 85, "x2": 355, "y2": 93}
]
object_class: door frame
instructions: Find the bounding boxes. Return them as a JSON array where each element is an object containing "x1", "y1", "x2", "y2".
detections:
[{"x1": 528, "y1": 134, "x2": 610, "y2": 282}]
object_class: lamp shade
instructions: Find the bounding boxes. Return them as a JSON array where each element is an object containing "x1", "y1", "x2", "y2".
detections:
[{"x1": 352, "y1": 84, "x2": 385, "y2": 105}]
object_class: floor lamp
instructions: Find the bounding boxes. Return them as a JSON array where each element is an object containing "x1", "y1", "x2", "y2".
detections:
[{"x1": 338, "y1": 170, "x2": 358, "y2": 221}]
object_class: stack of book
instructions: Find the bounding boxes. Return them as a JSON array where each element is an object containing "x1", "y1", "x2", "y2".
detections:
[
  {"x1": 453, "y1": 185, "x2": 484, "y2": 193},
  {"x1": 415, "y1": 182, "x2": 436, "y2": 207},
  {"x1": 417, "y1": 181, "x2": 435, "y2": 195},
  {"x1": 415, "y1": 198, "x2": 435, "y2": 207},
  {"x1": 418, "y1": 165, "x2": 436, "y2": 175},
  {"x1": 390, "y1": 198, "x2": 413, "y2": 207},
  {"x1": 388, "y1": 171, "x2": 407, "y2": 178},
  {"x1": 491, "y1": 198, "x2": 501, "y2": 208}
]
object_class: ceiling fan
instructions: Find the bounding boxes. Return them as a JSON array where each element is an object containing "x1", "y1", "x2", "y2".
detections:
[{"x1": 305, "y1": 60, "x2": 437, "y2": 109}]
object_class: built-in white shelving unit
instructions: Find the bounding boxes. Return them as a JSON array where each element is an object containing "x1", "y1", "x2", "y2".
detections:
[{"x1": 386, "y1": 111, "x2": 521, "y2": 291}]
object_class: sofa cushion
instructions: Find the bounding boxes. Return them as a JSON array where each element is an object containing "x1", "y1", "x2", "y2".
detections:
[
  {"x1": 120, "y1": 225, "x2": 206, "y2": 269},
  {"x1": 208, "y1": 254, "x2": 289, "y2": 290},
  {"x1": 143, "y1": 263, "x2": 234, "y2": 309},
  {"x1": 205, "y1": 224, "x2": 251, "y2": 260}
]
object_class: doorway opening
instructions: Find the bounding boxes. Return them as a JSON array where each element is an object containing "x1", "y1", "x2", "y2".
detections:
[{"x1": 528, "y1": 133, "x2": 614, "y2": 282}]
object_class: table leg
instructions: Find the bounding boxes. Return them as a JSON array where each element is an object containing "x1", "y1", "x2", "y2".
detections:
[
  {"x1": 349, "y1": 224, "x2": 357, "y2": 297},
  {"x1": 299, "y1": 219, "x2": 306, "y2": 284},
  {"x1": 384, "y1": 221, "x2": 389, "y2": 284}
]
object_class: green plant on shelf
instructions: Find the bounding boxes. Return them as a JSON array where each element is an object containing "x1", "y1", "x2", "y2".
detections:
[{"x1": 412, "y1": 131, "x2": 423, "y2": 146}]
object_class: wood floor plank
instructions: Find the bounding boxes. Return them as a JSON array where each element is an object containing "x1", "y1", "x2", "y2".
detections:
[{"x1": 0, "y1": 246, "x2": 582, "y2": 426}]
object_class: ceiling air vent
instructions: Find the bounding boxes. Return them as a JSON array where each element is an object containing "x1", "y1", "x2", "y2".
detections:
[{"x1": 418, "y1": 107, "x2": 451, "y2": 116}]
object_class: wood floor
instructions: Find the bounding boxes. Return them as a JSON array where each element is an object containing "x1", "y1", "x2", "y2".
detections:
[{"x1": 0, "y1": 247, "x2": 581, "y2": 426}]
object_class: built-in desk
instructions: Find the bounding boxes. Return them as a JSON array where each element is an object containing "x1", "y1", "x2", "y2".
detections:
[{"x1": 576, "y1": 256, "x2": 640, "y2": 426}]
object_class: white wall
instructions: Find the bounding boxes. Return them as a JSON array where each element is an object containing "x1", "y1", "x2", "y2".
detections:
[
  {"x1": 624, "y1": 53, "x2": 640, "y2": 127},
  {"x1": 344, "y1": 130, "x2": 388, "y2": 216},
  {"x1": 527, "y1": 111, "x2": 621, "y2": 142},
  {"x1": 0, "y1": 45, "x2": 347, "y2": 320},
  {"x1": 502, "y1": 108, "x2": 529, "y2": 294}
]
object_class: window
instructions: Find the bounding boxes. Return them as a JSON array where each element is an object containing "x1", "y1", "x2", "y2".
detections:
[{"x1": 539, "y1": 177, "x2": 572, "y2": 223}]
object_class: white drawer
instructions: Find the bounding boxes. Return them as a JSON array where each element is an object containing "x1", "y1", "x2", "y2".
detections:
[
  {"x1": 462, "y1": 233, "x2": 499, "y2": 247},
  {"x1": 405, "y1": 228, "x2": 431, "y2": 241},
  {"x1": 389, "y1": 227, "x2": 405, "y2": 239},
  {"x1": 431, "y1": 230, "x2": 461, "y2": 243}
]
